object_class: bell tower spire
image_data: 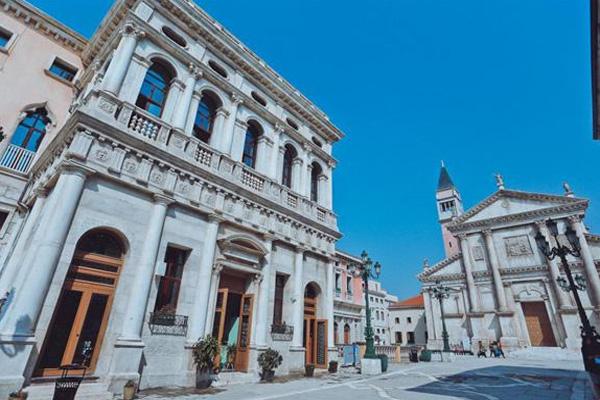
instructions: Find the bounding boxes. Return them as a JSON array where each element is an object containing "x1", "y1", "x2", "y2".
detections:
[{"x1": 436, "y1": 161, "x2": 463, "y2": 257}]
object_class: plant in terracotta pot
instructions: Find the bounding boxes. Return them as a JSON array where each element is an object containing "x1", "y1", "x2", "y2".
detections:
[
  {"x1": 192, "y1": 335, "x2": 219, "y2": 389},
  {"x1": 304, "y1": 363, "x2": 315, "y2": 377},
  {"x1": 123, "y1": 379, "x2": 137, "y2": 400},
  {"x1": 8, "y1": 390, "x2": 27, "y2": 400},
  {"x1": 328, "y1": 360, "x2": 338, "y2": 373},
  {"x1": 257, "y1": 348, "x2": 282, "y2": 382}
]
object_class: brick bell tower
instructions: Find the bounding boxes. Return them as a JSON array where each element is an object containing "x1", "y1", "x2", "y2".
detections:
[{"x1": 436, "y1": 161, "x2": 463, "y2": 257}]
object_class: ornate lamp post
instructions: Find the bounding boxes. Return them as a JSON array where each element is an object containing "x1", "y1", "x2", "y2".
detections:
[
  {"x1": 535, "y1": 218, "x2": 600, "y2": 382},
  {"x1": 349, "y1": 250, "x2": 381, "y2": 359},
  {"x1": 430, "y1": 280, "x2": 453, "y2": 352}
]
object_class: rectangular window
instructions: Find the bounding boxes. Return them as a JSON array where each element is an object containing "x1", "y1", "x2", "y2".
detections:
[
  {"x1": 154, "y1": 247, "x2": 188, "y2": 313},
  {"x1": 346, "y1": 276, "x2": 352, "y2": 294},
  {"x1": 335, "y1": 273, "x2": 341, "y2": 290},
  {"x1": 48, "y1": 58, "x2": 78, "y2": 82},
  {"x1": 440, "y1": 200, "x2": 455, "y2": 212},
  {"x1": 395, "y1": 332, "x2": 402, "y2": 343},
  {"x1": 273, "y1": 274, "x2": 287, "y2": 326},
  {"x1": 0, "y1": 27, "x2": 12, "y2": 48},
  {"x1": 407, "y1": 332, "x2": 415, "y2": 344},
  {"x1": 395, "y1": 317, "x2": 400, "y2": 324},
  {"x1": 0, "y1": 211, "x2": 8, "y2": 231},
  {"x1": 407, "y1": 317, "x2": 412, "y2": 324}
]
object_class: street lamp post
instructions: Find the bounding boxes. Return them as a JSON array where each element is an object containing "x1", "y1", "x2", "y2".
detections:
[
  {"x1": 430, "y1": 281, "x2": 452, "y2": 352},
  {"x1": 535, "y1": 218, "x2": 600, "y2": 384},
  {"x1": 350, "y1": 250, "x2": 381, "y2": 359}
]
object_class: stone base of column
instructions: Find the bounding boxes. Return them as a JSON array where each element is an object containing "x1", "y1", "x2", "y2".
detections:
[
  {"x1": 499, "y1": 336, "x2": 519, "y2": 351},
  {"x1": 560, "y1": 312, "x2": 583, "y2": 351},
  {"x1": 0, "y1": 334, "x2": 35, "y2": 399},
  {"x1": 328, "y1": 347, "x2": 338, "y2": 363},
  {"x1": 107, "y1": 338, "x2": 145, "y2": 394},
  {"x1": 287, "y1": 346, "x2": 305, "y2": 374},
  {"x1": 361, "y1": 358, "x2": 382, "y2": 375}
]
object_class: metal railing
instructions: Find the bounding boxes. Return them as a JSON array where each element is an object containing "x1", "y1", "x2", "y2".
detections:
[
  {"x1": 0, "y1": 144, "x2": 36, "y2": 173},
  {"x1": 148, "y1": 312, "x2": 188, "y2": 336}
]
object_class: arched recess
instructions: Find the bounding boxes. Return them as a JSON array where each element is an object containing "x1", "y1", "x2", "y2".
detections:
[
  {"x1": 35, "y1": 228, "x2": 127, "y2": 376},
  {"x1": 193, "y1": 89, "x2": 223, "y2": 144},
  {"x1": 281, "y1": 143, "x2": 298, "y2": 189},
  {"x1": 135, "y1": 57, "x2": 177, "y2": 117},
  {"x1": 303, "y1": 281, "x2": 328, "y2": 368},
  {"x1": 310, "y1": 161, "x2": 323, "y2": 202},
  {"x1": 343, "y1": 323, "x2": 351, "y2": 344},
  {"x1": 242, "y1": 119, "x2": 263, "y2": 168}
]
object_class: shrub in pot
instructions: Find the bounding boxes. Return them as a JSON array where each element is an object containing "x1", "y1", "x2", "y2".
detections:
[
  {"x1": 376, "y1": 354, "x2": 388, "y2": 372},
  {"x1": 419, "y1": 349, "x2": 432, "y2": 362},
  {"x1": 305, "y1": 363, "x2": 315, "y2": 377},
  {"x1": 328, "y1": 360, "x2": 338, "y2": 373},
  {"x1": 192, "y1": 335, "x2": 219, "y2": 389},
  {"x1": 258, "y1": 348, "x2": 282, "y2": 382}
]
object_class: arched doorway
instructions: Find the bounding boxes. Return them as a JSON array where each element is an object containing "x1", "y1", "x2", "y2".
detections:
[
  {"x1": 303, "y1": 282, "x2": 328, "y2": 368},
  {"x1": 35, "y1": 229, "x2": 125, "y2": 376},
  {"x1": 344, "y1": 323, "x2": 351, "y2": 345}
]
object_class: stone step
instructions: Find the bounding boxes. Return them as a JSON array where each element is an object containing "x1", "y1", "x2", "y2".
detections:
[
  {"x1": 25, "y1": 381, "x2": 113, "y2": 400},
  {"x1": 212, "y1": 371, "x2": 258, "y2": 387}
]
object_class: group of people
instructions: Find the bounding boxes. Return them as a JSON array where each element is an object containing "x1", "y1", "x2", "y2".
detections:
[{"x1": 477, "y1": 340, "x2": 505, "y2": 358}]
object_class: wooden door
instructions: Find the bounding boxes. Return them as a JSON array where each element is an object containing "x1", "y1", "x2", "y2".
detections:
[
  {"x1": 36, "y1": 251, "x2": 122, "y2": 376},
  {"x1": 304, "y1": 318, "x2": 315, "y2": 365},
  {"x1": 315, "y1": 319, "x2": 328, "y2": 368},
  {"x1": 344, "y1": 325, "x2": 350, "y2": 345},
  {"x1": 211, "y1": 289, "x2": 229, "y2": 368},
  {"x1": 235, "y1": 294, "x2": 254, "y2": 372},
  {"x1": 522, "y1": 301, "x2": 557, "y2": 347}
]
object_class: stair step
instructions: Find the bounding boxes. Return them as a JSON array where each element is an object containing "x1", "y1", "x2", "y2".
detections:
[{"x1": 25, "y1": 382, "x2": 113, "y2": 400}]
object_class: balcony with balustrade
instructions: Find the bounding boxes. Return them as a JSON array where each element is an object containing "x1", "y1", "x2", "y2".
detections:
[
  {"x1": 83, "y1": 90, "x2": 338, "y2": 231},
  {"x1": 0, "y1": 144, "x2": 36, "y2": 174}
]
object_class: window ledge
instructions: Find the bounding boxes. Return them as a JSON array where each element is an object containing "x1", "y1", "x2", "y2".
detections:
[
  {"x1": 43, "y1": 69, "x2": 75, "y2": 88},
  {"x1": 0, "y1": 47, "x2": 8, "y2": 55}
]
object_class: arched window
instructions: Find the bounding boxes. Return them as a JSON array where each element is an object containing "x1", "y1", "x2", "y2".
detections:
[
  {"x1": 344, "y1": 324, "x2": 351, "y2": 344},
  {"x1": 135, "y1": 61, "x2": 174, "y2": 117},
  {"x1": 281, "y1": 144, "x2": 297, "y2": 188},
  {"x1": 193, "y1": 92, "x2": 219, "y2": 143},
  {"x1": 11, "y1": 107, "x2": 50, "y2": 152},
  {"x1": 242, "y1": 121, "x2": 262, "y2": 168},
  {"x1": 310, "y1": 162, "x2": 322, "y2": 202},
  {"x1": 77, "y1": 230, "x2": 124, "y2": 259}
]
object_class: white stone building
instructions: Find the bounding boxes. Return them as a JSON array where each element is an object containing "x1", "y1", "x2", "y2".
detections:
[
  {"x1": 333, "y1": 250, "x2": 364, "y2": 345},
  {"x1": 419, "y1": 165, "x2": 600, "y2": 353},
  {"x1": 365, "y1": 280, "x2": 397, "y2": 345},
  {"x1": 389, "y1": 294, "x2": 427, "y2": 346},
  {"x1": 0, "y1": 0, "x2": 344, "y2": 397}
]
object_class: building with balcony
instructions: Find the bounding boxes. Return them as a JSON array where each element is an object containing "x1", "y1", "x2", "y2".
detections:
[
  {"x1": 333, "y1": 250, "x2": 364, "y2": 345},
  {"x1": 366, "y1": 279, "x2": 397, "y2": 345},
  {"x1": 0, "y1": 0, "x2": 344, "y2": 397},
  {"x1": 389, "y1": 294, "x2": 427, "y2": 346},
  {"x1": 418, "y1": 165, "x2": 600, "y2": 353}
]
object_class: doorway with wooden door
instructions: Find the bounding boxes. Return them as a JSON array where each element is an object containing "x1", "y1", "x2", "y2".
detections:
[
  {"x1": 303, "y1": 282, "x2": 327, "y2": 368},
  {"x1": 521, "y1": 301, "x2": 557, "y2": 347},
  {"x1": 35, "y1": 229, "x2": 125, "y2": 377},
  {"x1": 211, "y1": 271, "x2": 254, "y2": 372}
]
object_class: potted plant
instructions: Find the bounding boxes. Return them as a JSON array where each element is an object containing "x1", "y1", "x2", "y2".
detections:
[
  {"x1": 192, "y1": 335, "x2": 219, "y2": 389},
  {"x1": 257, "y1": 348, "x2": 282, "y2": 382},
  {"x1": 225, "y1": 343, "x2": 237, "y2": 370},
  {"x1": 419, "y1": 349, "x2": 432, "y2": 362},
  {"x1": 8, "y1": 390, "x2": 27, "y2": 400},
  {"x1": 328, "y1": 360, "x2": 338, "y2": 373},
  {"x1": 123, "y1": 380, "x2": 136, "y2": 400},
  {"x1": 305, "y1": 363, "x2": 315, "y2": 377}
]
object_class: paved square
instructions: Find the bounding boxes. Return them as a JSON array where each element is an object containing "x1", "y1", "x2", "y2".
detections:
[{"x1": 137, "y1": 357, "x2": 595, "y2": 399}]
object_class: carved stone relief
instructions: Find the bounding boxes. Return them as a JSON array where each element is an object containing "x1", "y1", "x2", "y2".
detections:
[{"x1": 504, "y1": 235, "x2": 533, "y2": 257}]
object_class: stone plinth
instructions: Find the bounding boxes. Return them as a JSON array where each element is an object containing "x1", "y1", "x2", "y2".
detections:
[{"x1": 361, "y1": 358, "x2": 382, "y2": 375}]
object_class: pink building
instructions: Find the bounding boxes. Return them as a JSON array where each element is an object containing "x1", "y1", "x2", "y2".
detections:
[{"x1": 333, "y1": 251, "x2": 364, "y2": 345}]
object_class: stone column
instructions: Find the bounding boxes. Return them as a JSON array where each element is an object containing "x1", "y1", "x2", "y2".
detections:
[
  {"x1": 230, "y1": 120, "x2": 249, "y2": 164},
  {"x1": 171, "y1": 66, "x2": 201, "y2": 131},
  {"x1": 0, "y1": 189, "x2": 47, "y2": 296},
  {"x1": 255, "y1": 136, "x2": 273, "y2": 176},
  {"x1": 325, "y1": 162, "x2": 334, "y2": 209},
  {"x1": 102, "y1": 24, "x2": 144, "y2": 95},
  {"x1": 422, "y1": 289, "x2": 436, "y2": 344},
  {"x1": 482, "y1": 230, "x2": 507, "y2": 311},
  {"x1": 458, "y1": 234, "x2": 479, "y2": 312},
  {"x1": 291, "y1": 158, "x2": 303, "y2": 193},
  {"x1": 535, "y1": 221, "x2": 570, "y2": 309},
  {"x1": 269, "y1": 125, "x2": 284, "y2": 179},
  {"x1": 163, "y1": 79, "x2": 184, "y2": 125},
  {"x1": 210, "y1": 108, "x2": 229, "y2": 149},
  {"x1": 569, "y1": 216, "x2": 600, "y2": 309},
  {"x1": 317, "y1": 175, "x2": 328, "y2": 206},
  {"x1": 204, "y1": 264, "x2": 223, "y2": 336},
  {"x1": 187, "y1": 215, "x2": 221, "y2": 342},
  {"x1": 221, "y1": 94, "x2": 243, "y2": 155},
  {"x1": 0, "y1": 164, "x2": 89, "y2": 335},
  {"x1": 254, "y1": 238, "x2": 274, "y2": 347},
  {"x1": 301, "y1": 145, "x2": 311, "y2": 197},
  {"x1": 291, "y1": 247, "x2": 305, "y2": 348},
  {"x1": 119, "y1": 194, "x2": 172, "y2": 341},
  {"x1": 184, "y1": 92, "x2": 202, "y2": 134},
  {"x1": 325, "y1": 259, "x2": 335, "y2": 351}
]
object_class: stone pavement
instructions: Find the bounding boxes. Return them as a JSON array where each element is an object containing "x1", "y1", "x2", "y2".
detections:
[{"x1": 135, "y1": 357, "x2": 596, "y2": 400}]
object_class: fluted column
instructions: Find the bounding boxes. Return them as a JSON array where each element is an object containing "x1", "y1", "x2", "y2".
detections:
[
  {"x1": 569, "y1": 216, "x2": 600, "y2": 308},
  {"x1": 0, "y1": 164, "x2": 89, "y2": 335},
  {"x1": 171, "y1": 65, "x2": 201, "y2": 131},
  {"x1": 482, "y1": 230, "x2": 507, "y2": 311},
  {"x1": 458, "y1": 234, "x2": 479, "y2": 312},
  {"x1": 325, "y1": 259, "x2": 335, "y2": 349},
  {"x1": 254, "y1": 238, "x2": 274, "y2": 347},
  {"x1": 204, "y1": 264, "x2": 223, "y2": 336},
  {"x1": 0, "y1": 188, "x2": 47, "y2": 296},
  {"x1": 222, "y1": 94, "x2": 243, "y2": 155},
  {"x1": 102, "y1": 23, "x2": 144, "y2": 95},
  {"x1": 187, "y1": 214, "x2": 222, "y2": 342},
  {"x1": 120, "y1": 194, "x2": 172, "y2": 341},
  {"x1": 535, "y1": 220, "x2": 570, "y2": 309},
  {"x1": 291, "y1": 247, "x2": 305, "y2": 347}
]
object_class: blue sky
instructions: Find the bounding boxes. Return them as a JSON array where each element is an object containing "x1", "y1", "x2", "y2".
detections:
[{"x1": 30, "y1": 0, "x2": 600, "y2": 299}]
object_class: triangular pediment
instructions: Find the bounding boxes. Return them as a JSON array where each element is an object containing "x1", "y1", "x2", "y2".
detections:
[
  {"x1": 450, "y1": 190, "x2": 586, "y2": 227},
  {"x1": 417, "y1": 254, "x2": 462, "y2": 281}
]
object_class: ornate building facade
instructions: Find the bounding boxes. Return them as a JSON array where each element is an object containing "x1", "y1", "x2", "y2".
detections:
[
  {"x1": 0, "y1": 0, "x2": 344, "y2": 397},
  {"x1": 333, "y1": 251, "x2": 364, "y2": 346},
  {"x1": 419, "y1": 165, "x2": 600, "y2": 353}
]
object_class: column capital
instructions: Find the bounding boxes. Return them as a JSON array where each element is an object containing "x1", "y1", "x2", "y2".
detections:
[
  {"x1": 207, "y1": 213, "x2": 225, "y2": 224},
  {"x1": 188, "y1": 63, "x2": 203, "y2": 80},
  {"x1": 60, "y1": 160, "x2": 95, "y2": 178},
  {"x1": 170, "y1": 78, "x2": 185, "y2": 90},
  {"x1": 153, "y1": 193, "x2": 175, "y2": 206},
  {"x1": 132, "y1": 53, "x2": 151, "y2": 68},
  {"x1": 120, "y1": 23, "x2": 145, "y2": 40},
  {"x1": 212, "y1": 262, "x2": 224, "y2": 275},
  {"x1": 231, "y1": 92, "x2": 244, "y2": 105},
  {"x1": 216, "y1": 107, "x2": 230, "y2": 118},
  {"x1": 33, "y1": 186, "x2": 49, "y2": 198},
  {"x1": 567, "y1": 215, "x2": 583, "y2": 225},
  {"x1": 534, "y1": 219, "x2": 547, "y2": 229},
  {"x1": 457, "y1": 233, "x2": 468, "y2": 241},
  {"x1": 482, "y1": 229, "x2": 493, "y2": 237},
  {"x1": 274, "y1": 122, "x2": 286, "y2": 134}
]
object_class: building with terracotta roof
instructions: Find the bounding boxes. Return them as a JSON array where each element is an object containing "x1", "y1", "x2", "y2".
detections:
[{"x1": 389, "y1": 294, "x2": 427, "y2": 346}]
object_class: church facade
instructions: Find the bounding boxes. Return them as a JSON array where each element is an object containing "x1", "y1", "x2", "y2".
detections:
[
  {"x1": 419, "y1": 165, "x2": 600, "y2": 353},
  {"x1": 0, "y1": 0, "x2": 343, "y2": 397}
]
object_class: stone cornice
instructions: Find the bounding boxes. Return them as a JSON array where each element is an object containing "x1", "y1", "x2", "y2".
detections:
[
  {"x1": 82, "y1": 0, "x2": 344, "y2": 143},
  {"x1": 0, "y1": 0, "x2": 87, "y2": 54}
]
